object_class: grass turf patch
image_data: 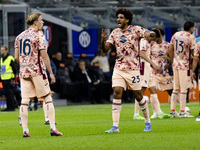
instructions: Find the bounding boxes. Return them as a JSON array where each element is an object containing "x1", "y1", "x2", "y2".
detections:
[{"x1": 0, "y1": 103, "x2": 200, "y2": 150}]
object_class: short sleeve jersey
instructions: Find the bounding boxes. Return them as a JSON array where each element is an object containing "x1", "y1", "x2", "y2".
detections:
[
  {"x1": 140, "y1": 38, "x2": 150, "y2": 58},
  {"x1": 14, "y1": 28, "x2": 47, "y2": 78},
  {"x1": 150, "y1": 41, "x2": 170, "y2": 76},
  {"x1": 107, "y1": 25, "x2": 146, "y2": 71},
  {"x1": 170, "y1": 31, "x2": 195, "y2": 70}
]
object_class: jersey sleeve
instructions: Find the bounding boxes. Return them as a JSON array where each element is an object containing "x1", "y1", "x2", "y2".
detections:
[
  {"x1": 38, "y1": 33, "x2": 47, "y2": 50},
  {"x1": 135, "y1": 26, "x2": 147, "y2": 38},
  {"x1": 140, "y1": 38, "x2": 147, "y2": 51}
]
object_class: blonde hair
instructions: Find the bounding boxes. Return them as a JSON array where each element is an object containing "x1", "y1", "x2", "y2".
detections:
[{"x1": 26, "y1": 13, "x2": 41, "y2": 26}]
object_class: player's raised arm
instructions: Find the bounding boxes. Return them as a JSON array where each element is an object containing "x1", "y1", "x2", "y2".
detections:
[{"x1": 101, "y1": 29, "x2": 112, "y2": 53}]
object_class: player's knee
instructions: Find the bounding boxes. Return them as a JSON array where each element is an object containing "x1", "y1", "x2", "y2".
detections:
[
  {"x1": 135, "y1": 94, "x2": 143, "y2": 102},
  {"x1": 180, "y1": 89, "x2": 187, "y2": 93},
  {"x1": 173, "y1": 89, "x2": 179, "y2": 93},
  {"x1": 43, "y1": 94, "x2": 53, "y2": 103},
  {"x1": 149, "y1": 86, "x2": 157, "y2": 94},
  {"x1": 113, "y1": 88, "x2": 123, "y2": 99},
  {"x1": 21, "y1": 98, "x2": 30, "y2": 105}
]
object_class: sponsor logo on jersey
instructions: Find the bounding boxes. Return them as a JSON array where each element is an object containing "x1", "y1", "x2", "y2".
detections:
[
  {"x1": 119, "y1": 35, "x2": 127, "y2": 43},
  {"x1": 158, "y1": 50, "x2": 164, "y2": 56}
]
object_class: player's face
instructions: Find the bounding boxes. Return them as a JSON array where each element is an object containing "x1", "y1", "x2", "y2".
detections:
[
  {"x1": 148, "y1": 36, "x2": 156, "y2": 42},
  {"x1": 190, "y1": 26, "x2": 195, "y2": 34},
  {"x1": 117, "y1": 14, "x2": 129, "y2": 29},
  {"x1": 36, "y1": 16, "x2": 44, "y2": 30}
]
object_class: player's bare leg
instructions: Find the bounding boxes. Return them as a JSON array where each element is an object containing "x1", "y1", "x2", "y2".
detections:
[
  {"x1": 20, "y1": 98, "x2": 32, "y2": 137},
  {"x1": 43, "y1": 94, "x2": 62, "y2": 136},
  {"x1": 133, "y1": 90, "x2": 151, "y2": 131},
  {"x1": 105, "y1": 87, "x2": 123, "y2": 133},
  {"x1": 133, "y1": 87, "x2": 146, "y2": 120},
  {"x1": 170, "y1": 89, "x2": 179, "y2": 117}
]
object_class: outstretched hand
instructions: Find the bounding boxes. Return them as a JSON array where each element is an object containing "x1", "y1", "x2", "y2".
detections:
[{"x1": 101, "y1": 29, "x2": 108, "y2": 42}]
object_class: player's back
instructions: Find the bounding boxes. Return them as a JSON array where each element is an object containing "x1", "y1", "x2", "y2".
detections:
[
  {"x1": 15, "y1": 28, "x2": 46, "y2": 78},
  {"x1": 170, "y1": 31, "x2": 195, "y2": 70}
]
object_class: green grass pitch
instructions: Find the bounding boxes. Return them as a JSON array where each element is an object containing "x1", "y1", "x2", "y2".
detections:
[{"x1": 0, "y1": 102, "x2": 200, "y2": 150}]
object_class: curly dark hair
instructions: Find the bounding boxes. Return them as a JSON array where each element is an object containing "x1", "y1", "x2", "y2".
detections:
[{"x1": 116, "y1": 8, "x2": 133, "y2": 25}]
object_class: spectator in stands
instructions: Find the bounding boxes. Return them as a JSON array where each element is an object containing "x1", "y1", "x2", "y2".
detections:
[
  {"x1": 52, "y1": 52, "x2": 73, "y2": 94},
  {"x1": 57, "y1": 62, "x2": 75, "y2": 99},
  {"x1": 79, "y1": 53, "x2": 92, "y2": 68},
  {"x1": 64, "y1": 53, "x2": 77, "y2": 72},
  {"x1": 46, "y1": 59, "x2": 57, "y2": 92},
  {"x1": 52, "y1": 52, "x2": 63, "y2": 69},
  {"x1": 91, "y1": 49, "x2": 111, "y2": 81},
  {"x1": 92, "y1": 62, "x2": 112, "y2": 102},
  {"x1": 73, "y1": 59, "x2": 103, "y2": 104}
]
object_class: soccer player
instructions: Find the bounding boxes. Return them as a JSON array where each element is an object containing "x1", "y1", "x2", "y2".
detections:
[
  {"x1": 101, "y1": 8, "x2": 160, "y2": 133},
  {"x1": 169, "y1": 21, "x2": 195, "y2": 117},
  {"x1": 149, "y1": 28, "x2": 173, "y2": 118},
  {"x1": 14, "y1": 13, "x2": 62, "y2": 137},
  {"x1": 133, "y1": 28, "x2": 171, "y2": 120}
]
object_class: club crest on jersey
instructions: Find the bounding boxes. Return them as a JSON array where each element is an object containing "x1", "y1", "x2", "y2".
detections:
[
  {"x1": 142, "y1": 42, "x2": 145, "y2": 47},
  {"x1": 120, "y1": 35, "x2": 127, "y2": 43},
  {"x1": 158, "y1": 50, "x2": 164, "y2": 56},
  {"x1": 43, "y1": 39, "x2": 46, "y2": 45}
]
